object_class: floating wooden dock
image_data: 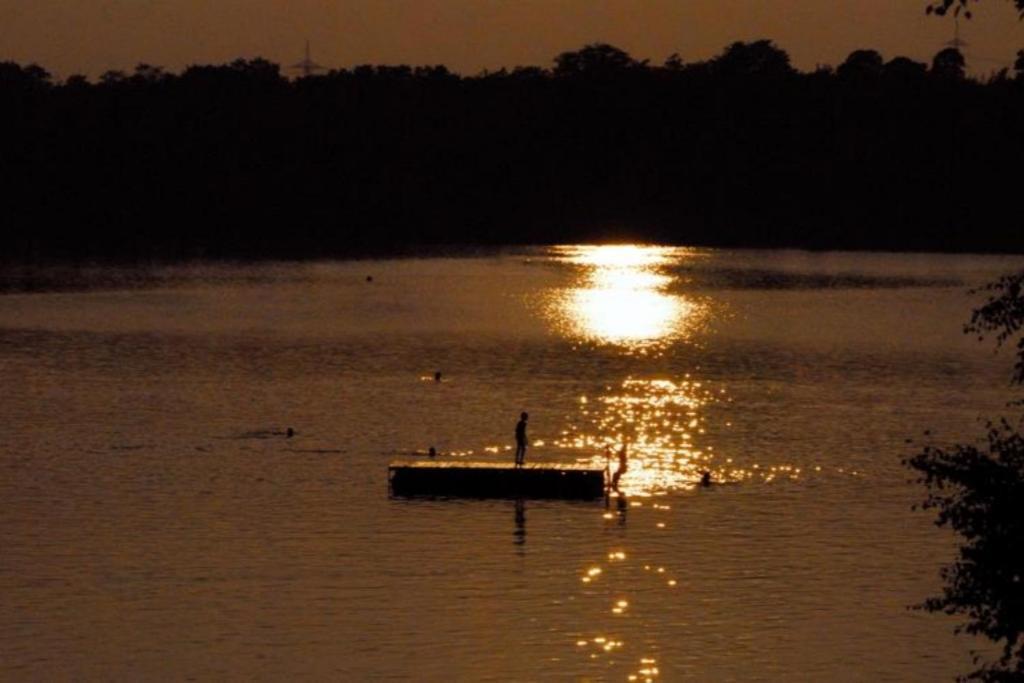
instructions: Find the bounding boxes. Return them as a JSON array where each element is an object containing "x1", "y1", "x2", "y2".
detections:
[{"x1": 389, "y1": 461, "x2": 606, "y2": 500}]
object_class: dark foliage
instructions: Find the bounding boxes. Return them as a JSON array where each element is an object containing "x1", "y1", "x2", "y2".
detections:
[
  {"x1": 553, "y1": 43, "x2": 644, "y2": 77},
  {"x1": 906, "y1": 426, "x2": 1024, "y2": 681},
  {"x1": 837, "y1": 50, "x2": 885, "y2": 80},
  {"x1": 2, "y1": 40, "x2": 1024, "y2": 262},
  {"x1": 967, "y1": 272, "x2": 1024, "y2": 386},
  {"x1": 933, "y1": 47, "x2": 969, "y2": 79},
  {"x1": 908, "y1": 270, "x2": 1024, "y2": 680},
  {"x1": 927, "y1": 0, "x2": 1024, "y2": 18}
]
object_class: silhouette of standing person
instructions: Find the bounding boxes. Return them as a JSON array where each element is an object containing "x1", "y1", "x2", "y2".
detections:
[
  {"x1": 515, "y1": 412, "x2": 528, "y2": 466},
  {"x1": 611, "y1": 442, "x2": 628, "y2": 492}
]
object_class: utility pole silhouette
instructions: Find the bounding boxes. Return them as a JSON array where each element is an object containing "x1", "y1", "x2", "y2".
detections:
[{"x1": 291, "y1": 40, "x2": 325, "y2": 78}]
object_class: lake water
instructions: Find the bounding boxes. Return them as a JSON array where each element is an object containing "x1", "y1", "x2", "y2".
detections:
[{"x1": 2, "y1": 246, "x2": 1023, "y2": 681}]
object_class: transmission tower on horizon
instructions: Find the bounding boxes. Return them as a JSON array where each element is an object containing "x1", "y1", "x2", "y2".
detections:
[
  {"x1": 291, "y1": 40, "x2": 325, "y2": 78},
  {"x1": 942, "y1": 19, "x2": 1015, "y2": 76},
  {"x1": 945, "y1": 16, "x2": 969, "y2": 51}
]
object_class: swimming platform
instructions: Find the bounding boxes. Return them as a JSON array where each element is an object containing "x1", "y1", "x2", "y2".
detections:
[{"x1": 388, "y1": 461, "x2": 606, "y2": 500}]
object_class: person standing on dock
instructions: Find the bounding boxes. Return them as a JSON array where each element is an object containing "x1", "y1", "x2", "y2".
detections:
[{"x1": 514, "y1": 412, "x2": 529, "y2": 466}]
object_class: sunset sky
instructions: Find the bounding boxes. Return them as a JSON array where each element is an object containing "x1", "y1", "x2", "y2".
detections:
[{"x1": 1, "y1": 0, "x2": 1022, "y2": 79}]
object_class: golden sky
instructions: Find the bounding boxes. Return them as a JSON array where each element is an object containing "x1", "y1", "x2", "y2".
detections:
[{"x1": 1, "y1": 0, "x2": 1021, "y2": 79}]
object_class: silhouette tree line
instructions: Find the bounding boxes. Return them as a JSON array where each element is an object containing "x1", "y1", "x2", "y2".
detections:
[{"x1": 3, "y1": 40, "x2": 1024, "y2": 261}]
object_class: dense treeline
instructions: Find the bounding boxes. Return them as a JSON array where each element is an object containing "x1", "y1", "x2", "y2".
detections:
[{"x1": 2, "y1": 41, "x2": 1024, "y2": 261}]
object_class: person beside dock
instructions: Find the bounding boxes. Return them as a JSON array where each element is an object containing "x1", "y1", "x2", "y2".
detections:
[
  {"x1": 515, "y1": 412, "x2": 528, "y2": 467},
  {"x1": 611, "y1": 442, "x2": 628, "y2": 491}
]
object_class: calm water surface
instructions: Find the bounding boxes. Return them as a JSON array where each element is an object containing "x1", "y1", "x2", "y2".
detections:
[{"x1": 2, "y1": 247, "x2": 1023, "y2": 681}]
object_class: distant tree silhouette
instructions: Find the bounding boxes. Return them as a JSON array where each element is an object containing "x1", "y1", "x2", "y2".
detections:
[
  {"x1": 712, "y1": 40, "x2": 794, "y2": 78},
  {"x1": 553, "y1": 43, "x2": 641, "y2": 77},
  {"x1": 932, "y1": 47, "x2": 968, "y2": 79},
  {"x1": 99, "y1": 70, "x2": 126, "y2": 85},
  {"x1": 131, "y1": 63, "x2": 168, "y2": 84},
  {"x1": 663, "y1": 53, "x2": 685, "y2": 71},
  {"x1": 0, "y1": 62, "x2": 51, "y2": 90},
  {"x1": 884, "y1": 55, "x2": 930, "y2": 81},
  {"x1": 908, "y1": 273, "x2": 1024, "y2": 682},
  {"x1": 63, "y1": 74, "x2": 89, "y2": 89},
  {"x1": 838, "y1": 49, "x2": 885, "y2": 80},
  {"x1": 231, "y1": 57, "x2": 282, "y2": 81},
  {"x1": 510, "y1": 65, "x2": 546, "y2": 80},
  {"x1": 1015, "y1": 50, "x2": 1024, "y2": 79}
]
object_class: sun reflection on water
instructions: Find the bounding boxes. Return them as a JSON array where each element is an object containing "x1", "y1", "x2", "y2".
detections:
[
  {"x1": 547, "y1": 247, "x2": 820, "y2": 681},
  {"x1": 547, "y1": 244, "x2": 706, "y2": 350}
]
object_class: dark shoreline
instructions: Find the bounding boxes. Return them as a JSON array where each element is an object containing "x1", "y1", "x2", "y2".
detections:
[
  {"x1": 4, "y1": 43, "x2": 1024, "y2": 263},
  {"x1": 1, "y1": 241, "x2": 1017, "y2": 296}
]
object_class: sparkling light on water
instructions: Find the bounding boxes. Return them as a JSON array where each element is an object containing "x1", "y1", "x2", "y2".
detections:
[{"x1": 556, "y1": 377, "x2": 720, "y2": 496}]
